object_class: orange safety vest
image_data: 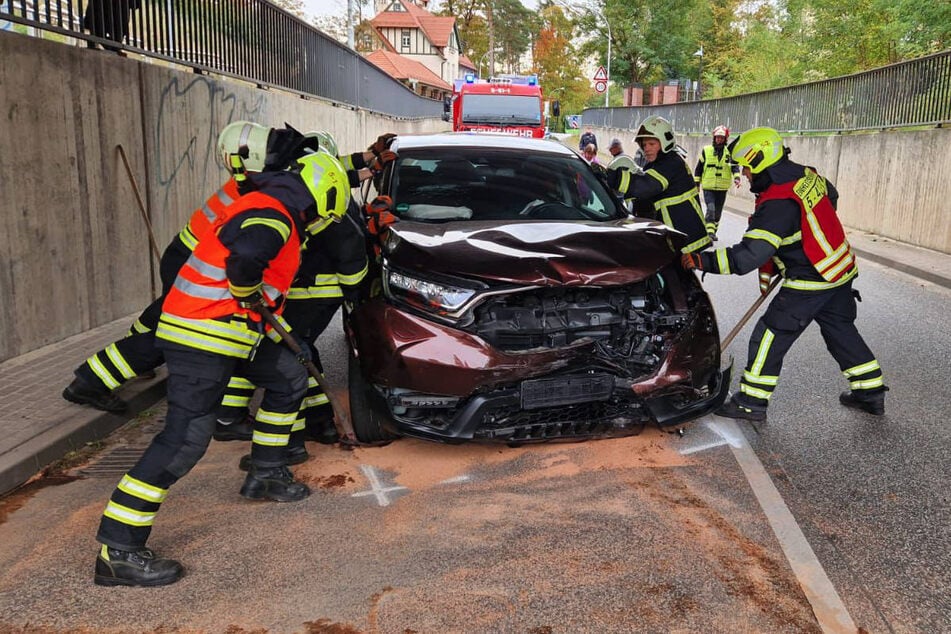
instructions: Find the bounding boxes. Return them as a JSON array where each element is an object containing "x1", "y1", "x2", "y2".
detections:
[
  {"x1": 177, "y1": 179, "x2": 242, "y2": 250},
  {"x1": 164, "y1": 191, "x2": 301, "y2": 322},
  {"x1": 755, "y1": 168, "x2": 855, "y2": 286}
]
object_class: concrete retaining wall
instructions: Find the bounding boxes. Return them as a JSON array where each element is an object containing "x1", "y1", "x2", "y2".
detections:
[
  {"x1": 594, "y1": 126, "x2": 951, "y2": 255},
  {"x1": 0, "y1": 31, "x2": 445, "y2": 362}
]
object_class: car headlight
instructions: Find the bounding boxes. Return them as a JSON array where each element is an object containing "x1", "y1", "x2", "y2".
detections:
[{"x1": 384, "y1": 267, "x2": 477, "y2": 315}]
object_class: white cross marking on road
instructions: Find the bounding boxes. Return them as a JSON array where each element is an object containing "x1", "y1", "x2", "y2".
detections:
[
  {"x1": 351, "y1": 464, "x2": 408, "y2": 507},
  {"x1": 679, "y1": 419, "x2": 745, "y2": 455}
]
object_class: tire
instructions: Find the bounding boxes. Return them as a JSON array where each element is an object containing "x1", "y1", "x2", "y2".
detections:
[{"x1": 347, "y1": 352, "x2": 398, "y2": 443}]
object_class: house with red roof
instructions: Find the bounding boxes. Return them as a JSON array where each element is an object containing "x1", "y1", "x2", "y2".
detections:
[{"x1": 367, "y1": 0, "x2": 469, "y2": 100}]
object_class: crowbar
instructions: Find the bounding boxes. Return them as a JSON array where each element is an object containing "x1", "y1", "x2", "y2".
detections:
[
  {"x1": 117, "y1": 144, "x2": 162, "y2": 265},
  {"x1": 720, "y1": 276, "x2": 781, "y2": 353},
  {"x1": 254, "y1": 304, "x2": 366, "y2": 449}
]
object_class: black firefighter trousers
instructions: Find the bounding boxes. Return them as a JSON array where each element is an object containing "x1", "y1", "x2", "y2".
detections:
[
  {"x1": 734, "y1": 280, "x2": 884, "y2": 411},
  {"x1": 96, "y1": 338, "x2": 308, "y2": 551}
]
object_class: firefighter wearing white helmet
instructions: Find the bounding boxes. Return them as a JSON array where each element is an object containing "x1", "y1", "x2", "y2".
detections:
[
  {"x1": 694, "y1": 124, "x2": 741, "y2": 241},
  {"x1": 606, "y1": 115, "x2": 710, "y2": 253},
  {"x1": 93, "y1": 142, "x2": 361, "y2": 587},
  {"x1": 215, "y1": 134, "x2": 397, "y2": 448},
  {"x1": 64, "y1": 120, "x2": 307, "y2": 417},
  {"x1": 681, "y1": 126, "x2": 886, "y2": 424}
]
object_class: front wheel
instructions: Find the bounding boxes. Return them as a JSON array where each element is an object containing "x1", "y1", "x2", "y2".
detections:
[{"x1": 348, "y1": 352, "x2": 399, "y2": 443}]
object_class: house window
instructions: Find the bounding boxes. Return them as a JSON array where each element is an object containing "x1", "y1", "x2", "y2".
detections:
[{"x1": 401, "y1": 30, "x2": 411, "y2": 51}]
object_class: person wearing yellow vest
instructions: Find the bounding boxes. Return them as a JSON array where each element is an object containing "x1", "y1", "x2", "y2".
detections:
[
  {"x1": 93, "y1": 152, "x2": 351, "y2": 587},
  {"x1": 63, "y1": 121, "x2": 311, "y2": 414},
  {"x1": 606, "y1": 115, "x2": 710, "y2": 254},
  {"x1": 693, "y1": 125, "x2": 741, "y2": 241},
  {"x1": 681, "y1": 127, "x2": 886, "y2": 422}
]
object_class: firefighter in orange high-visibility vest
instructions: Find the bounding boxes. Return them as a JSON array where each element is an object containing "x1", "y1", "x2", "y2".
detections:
[
  {"x1": 93, "y1": 152, "x2": 352, "y2": 588},
  {"x1": 681, "y1": 127, "x2": 887, "y2": 422}
]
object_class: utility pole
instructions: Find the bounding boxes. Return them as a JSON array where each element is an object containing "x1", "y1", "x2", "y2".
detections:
[{"x1": 487, "y1": 1, "x2": 495, "y2": 78}]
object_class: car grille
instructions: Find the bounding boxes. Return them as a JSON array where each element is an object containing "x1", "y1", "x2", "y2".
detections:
[{"x1": 474, "y1": 399, "x2": 648, "y2": 442}]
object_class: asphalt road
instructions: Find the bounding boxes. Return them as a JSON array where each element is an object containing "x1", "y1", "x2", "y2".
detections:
[{"x1": 0, "y1": 212, "x2": 947, "y2": 633}]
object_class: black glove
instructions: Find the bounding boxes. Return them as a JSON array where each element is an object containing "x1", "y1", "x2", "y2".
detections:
[
  {"x1": 230, "y1": 283, "x2": 266, "y2": 310},
  {"x1": 369, "y1": 133, "x2": 397, "y2": 157},
  {"x1": 681, "y1": 253, "x2": 703, "y2": 271},
  {"x1": 291, "y1": 330, "x2": 313, "y2": 365}
]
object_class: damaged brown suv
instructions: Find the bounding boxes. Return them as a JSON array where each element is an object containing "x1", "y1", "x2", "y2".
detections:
[{"x1": 346, "y1": 134, "x2": 730, "y2": 443}]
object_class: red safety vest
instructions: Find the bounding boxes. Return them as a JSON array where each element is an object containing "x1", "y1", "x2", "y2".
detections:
[
  {"x1": 164, "y1": 191, "x2": 301, "y2": 321},
  {"x1": 755, "y1": 168, "x2": 855, "y2": 284}
]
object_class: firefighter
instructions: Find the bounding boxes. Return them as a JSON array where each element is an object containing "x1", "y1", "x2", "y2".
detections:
[
  {"x1": 681, "y1": 127, "x2": 887, "y2": 421},
  {"x1": 217, "y1": 132, "x2": 396, "y2": 455},
  {"x1": 62, "y1": 121, "x2": 308, "y2": 415},
  {"x1": 694, "y1": 125, "x2": 741, "y2": 241},
  {"x1": 606, "y1": 115, "x2": 710, "y2": 253},
  {"x1": 93, "y1": 151, "x2": 352, "y2": 587}
]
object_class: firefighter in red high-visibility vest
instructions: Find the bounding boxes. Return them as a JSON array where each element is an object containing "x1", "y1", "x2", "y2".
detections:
[{"x1": 681, "y1": 127, "x2": 887, "y2": 422}]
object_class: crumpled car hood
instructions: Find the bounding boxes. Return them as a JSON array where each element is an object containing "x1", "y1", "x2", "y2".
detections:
[{"x1": 385, "y1": 218, "x2": 684, "y2": 285}]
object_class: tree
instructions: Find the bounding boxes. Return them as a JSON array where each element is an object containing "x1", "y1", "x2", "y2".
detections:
[{"x1": 535, "y1": 4, "x2": 591, "y2": 115}]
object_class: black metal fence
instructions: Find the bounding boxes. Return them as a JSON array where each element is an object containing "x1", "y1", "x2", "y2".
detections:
[
  {"x1": 0, "y1": 0, "x2": 443, "y2": 118},
  {"x1": 583, "y1": 50, "x2": 951, "y2": 135}
]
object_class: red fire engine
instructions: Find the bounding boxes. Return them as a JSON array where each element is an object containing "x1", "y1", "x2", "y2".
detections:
[{"x1": 443, "y1": 74, "x2": 559, "y2": 138}]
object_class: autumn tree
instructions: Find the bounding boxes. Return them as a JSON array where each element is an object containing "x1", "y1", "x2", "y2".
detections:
[{"x1": 535, "y1": 4, "x2": 591, "y2": 115}]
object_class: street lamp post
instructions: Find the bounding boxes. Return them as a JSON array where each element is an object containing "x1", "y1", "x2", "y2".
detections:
[{"x1": 694, "y1": 45, "x2": 704, "y2": 100}]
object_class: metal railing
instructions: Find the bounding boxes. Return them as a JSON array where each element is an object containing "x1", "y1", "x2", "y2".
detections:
[
  {"x1": 583, "y1": 50, "x2": 951, "y2": 134},
  {"x1": 0, "y1": 0, "x2": 443, "y2": 118}
]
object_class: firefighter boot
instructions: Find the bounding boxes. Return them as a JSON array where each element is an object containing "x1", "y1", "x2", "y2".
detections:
[
  {"x1": 94, "y1": 545, "x2": 184, "y2": 587},
  {"x1": 839, "y1": 388, "x2": 887, "y2": 415},
  {"x1": 237, "y1": 445, "x2": 309, "y2": 472},
  {"x1": 63, "y1": 376, "x2": 127, "y2": 413},
  {"x1": 213, "y1": 415, "x2": 254, "y2": 441},
  {"x1": 240, "y1": 465, "x2": 311, "y2": 502},
  {"x1": 715, "y1": 395, "x2": 767, "y2": 422}
]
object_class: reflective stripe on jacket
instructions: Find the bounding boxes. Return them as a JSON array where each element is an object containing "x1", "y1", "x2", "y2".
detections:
[{"x1": 756, "y1": 168, "x2": 856, "y2": 286}]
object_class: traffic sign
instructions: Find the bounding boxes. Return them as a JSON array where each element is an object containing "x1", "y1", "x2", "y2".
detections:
[
  {"x1": 594, "y1": 81, "x2": 607, "y2": 93},
  {"x1": 593, "y1": 65, "x2": 608, "y2": 81}
]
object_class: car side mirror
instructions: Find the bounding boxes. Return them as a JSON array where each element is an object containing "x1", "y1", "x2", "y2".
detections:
[{"x1": 552, "y1": 100, "x2": 561, "y2": 118}]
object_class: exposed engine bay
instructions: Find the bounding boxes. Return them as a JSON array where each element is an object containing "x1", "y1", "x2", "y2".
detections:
[{"x1": 466, "y1": 276, "x2": 689, "y2": 377}]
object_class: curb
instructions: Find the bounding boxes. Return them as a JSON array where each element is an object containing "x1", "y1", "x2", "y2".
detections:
[{"x1": 0, "y1": 373, "x2": 167, "y2": 496}]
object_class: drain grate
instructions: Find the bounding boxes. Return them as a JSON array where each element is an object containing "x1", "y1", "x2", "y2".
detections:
[
  {"x1": 78, "y1": 420, "x2": 164, "y2": 477},
  {"x1": 79, "y1": 446, "x2": 151, "y2": 477}
]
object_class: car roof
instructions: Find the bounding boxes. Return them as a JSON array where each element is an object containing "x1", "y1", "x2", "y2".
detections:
[{"x1": 393, "y1": 133, "x2": 576, "y2": 156}]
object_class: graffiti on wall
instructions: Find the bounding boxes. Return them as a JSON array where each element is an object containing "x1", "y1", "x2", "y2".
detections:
[{"x1": 153, "y1": 75, "x2": 267, "y2": 218}]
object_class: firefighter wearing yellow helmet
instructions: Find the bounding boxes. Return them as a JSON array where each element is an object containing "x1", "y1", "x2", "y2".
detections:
[
  {"x1": 694, "y1": 124, "x2": 741, "y2": 240},
  {"x1": 681, "y1": 126, "x2": 886, "y2": 423},
  {"x1": 606, "y1": 115, "x2": 711, "y2": 254},
  {"x1": 92, "y1": 138, "x2": 359, "y2": 588}
]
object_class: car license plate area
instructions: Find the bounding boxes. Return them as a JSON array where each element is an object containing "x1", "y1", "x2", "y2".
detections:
[{"x1": 520, "y1": 374, "x2": 614, "y2": 410}]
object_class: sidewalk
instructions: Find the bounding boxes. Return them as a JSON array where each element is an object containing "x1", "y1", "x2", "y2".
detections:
[
  {"x1": 0, "y1": 315, "x2": 167, "y2": 495},
  {"x1": 2, "y1": 209, "x2": 950, "y2": 497}
]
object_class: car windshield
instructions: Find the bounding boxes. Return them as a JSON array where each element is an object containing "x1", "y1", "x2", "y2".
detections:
[
  {"x1": 390, "y1": 147, "x2": 624, "y2": 222},
  {"x1": 461, "y1": 95, "x2": 541, "y2": 125}
]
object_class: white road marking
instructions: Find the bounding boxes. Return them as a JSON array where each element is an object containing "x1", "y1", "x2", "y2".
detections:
[
  {"x1": 438, "y1": 475, "x2": 471, "y2": 484},
  {"x1": 679, "y1": 420, "x2": 745, "y2": 454},
  {"x1": 716, "y1": 417, "x2": 858, "y2": 634},
  {"x1": 351, "y1": 464, "x2": 408, "y2": 507}
]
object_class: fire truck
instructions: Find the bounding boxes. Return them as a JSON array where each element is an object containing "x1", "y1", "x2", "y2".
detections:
[{"x1": 443, "y1": 73, "x2": 559, "y2": 138}]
